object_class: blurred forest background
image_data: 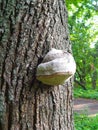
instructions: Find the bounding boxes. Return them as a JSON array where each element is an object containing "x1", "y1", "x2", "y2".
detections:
[
  {"x1": 67, "y1": 0, "x2": 98, "y2": 91},
  {"x1": 67, "y1": 1, "x2": 98, "y2": 129}
]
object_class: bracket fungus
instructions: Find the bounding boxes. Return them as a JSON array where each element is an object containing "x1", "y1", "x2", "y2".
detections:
[{"x1": 36, "y1": 48, "x2": 76, "y2": 85}]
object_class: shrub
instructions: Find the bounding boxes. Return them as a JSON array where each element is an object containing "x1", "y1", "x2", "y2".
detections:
[
  {"x1": 74, "y1": 113, "x2": 98, "y2": 130},
  {"x1": 74, "y1": 88, "x2": 98, "y2": 100}
]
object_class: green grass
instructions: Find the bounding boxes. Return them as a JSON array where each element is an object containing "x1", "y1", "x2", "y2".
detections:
[
  {"x1": 74, "y1": 113, "x2": 98, "y2": 130},
  {"x1": 74, "y1": 88, "x2": 98, "y2": 129},
  {"x1": 74, "y1": 88, "x2": 98, "y2": 100}
]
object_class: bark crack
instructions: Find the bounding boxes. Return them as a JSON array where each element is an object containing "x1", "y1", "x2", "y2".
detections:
[
  {"x1": 33, "y1": 91, "x2": 37, "y2": 130},
  {"x1": 50, "y1": 91, "x2": 56, "y2": 129}
]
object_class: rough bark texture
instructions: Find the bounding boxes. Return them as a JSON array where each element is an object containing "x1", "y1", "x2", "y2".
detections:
[
  {"x1": 92, "y1": 70, "x2": 97, "y2": 90},
  {"x1": 0, "y1": 0, "x2": 73, "y2": 130}
]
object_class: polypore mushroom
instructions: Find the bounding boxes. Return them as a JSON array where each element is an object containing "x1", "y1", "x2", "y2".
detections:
[{"x1": 36, "y1": 48, "x2": 76, "y2": 85}]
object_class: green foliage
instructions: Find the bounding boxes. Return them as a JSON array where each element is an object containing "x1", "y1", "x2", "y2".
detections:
[
  {"x1": 67, "y1": 0, "x2": 98, "y2": 89},
  {"x1": 74, "y1": 113, "x2": 98, "y2": 130},
  {"x1": 74, "y1": 88, "x2": 98, "y2": 99}
]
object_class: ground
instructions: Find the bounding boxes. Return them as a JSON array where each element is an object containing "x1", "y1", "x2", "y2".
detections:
[{"x1": 74, "y1": 98, "x2": 98, "y2": 117}]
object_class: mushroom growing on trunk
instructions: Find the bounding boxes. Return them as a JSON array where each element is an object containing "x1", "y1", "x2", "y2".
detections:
[{"x1": 36, "y1": 48, "x2": 76, "y2": 85}]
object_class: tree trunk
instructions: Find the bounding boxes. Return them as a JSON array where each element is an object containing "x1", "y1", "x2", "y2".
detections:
[
  {"x1": 92, "y1": 70, "x2": 97, "y2": 90},
  {"x1": 0, "y1": 0, "x2": 73, "y2": 130}
]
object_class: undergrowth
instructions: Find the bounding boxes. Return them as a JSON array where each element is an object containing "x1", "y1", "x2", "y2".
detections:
[
  {"x1": 74, "y1": 88, "x2": 98, "y2": 100},
  {"x1": 74, "y1": 113, "x2": 98, "y2": 130},
  {"x1": 74, "y1": 88, "x2": 98, "y2": 129}
]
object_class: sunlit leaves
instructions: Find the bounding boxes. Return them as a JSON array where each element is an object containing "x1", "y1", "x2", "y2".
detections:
[{"x1": 67, "y1": 0, "x2": 98, "y2": 89}]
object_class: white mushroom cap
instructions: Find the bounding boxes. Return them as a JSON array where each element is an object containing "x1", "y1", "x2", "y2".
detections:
[{"x1": 36, "y1": 48, "x2": 76, "y2": 85}]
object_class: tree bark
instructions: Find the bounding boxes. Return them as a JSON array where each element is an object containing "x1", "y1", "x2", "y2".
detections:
[
  {"x1": 0, "y1": 0, "x2": 73, "y2": 130},
  {"x1": 92, "y1": 70, "x2": 97, "y2": 90}
]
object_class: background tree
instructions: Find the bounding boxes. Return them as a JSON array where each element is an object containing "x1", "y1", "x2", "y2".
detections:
[
  {"x1": 67, "y1": 0, "x2": 98, "y2": 90},
  {"x1": 91, "y1": 43, "x2": 98, "y2": 89},
  {"x1": 0, "y1": 0, "x2": 74, "y2": 130}
]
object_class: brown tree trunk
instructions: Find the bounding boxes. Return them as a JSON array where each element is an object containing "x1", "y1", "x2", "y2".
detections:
[
  {"x1": 0, "y1": 0, "x2": 74, "y2": 130},
  {"x1": 92, "y1": 70, "x2": 97, "y2": 90}
]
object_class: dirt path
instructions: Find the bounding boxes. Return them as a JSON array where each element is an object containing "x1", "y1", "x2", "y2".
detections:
[{"x1": 74, "y1": 98, "x2": 98, "y2": 117}]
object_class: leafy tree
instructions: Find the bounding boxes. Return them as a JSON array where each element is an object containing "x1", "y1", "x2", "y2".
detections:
[
  {"x1": 67, "y1": 0, "x2": 98, "y2": 89},
  {"x1": 90, "y1": 42, "x2": 98, "y2": 89}
]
